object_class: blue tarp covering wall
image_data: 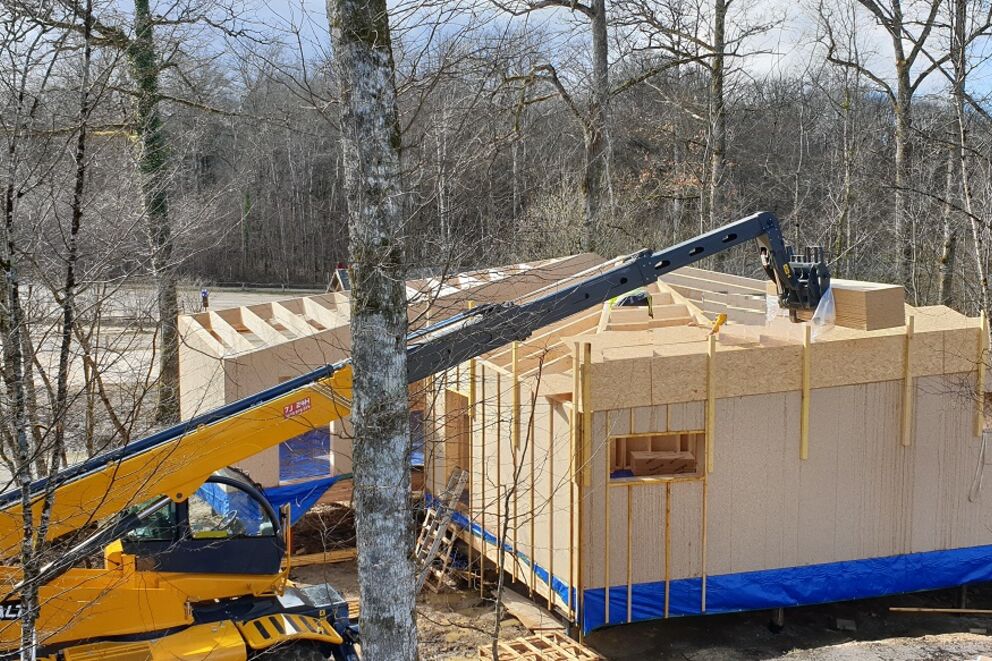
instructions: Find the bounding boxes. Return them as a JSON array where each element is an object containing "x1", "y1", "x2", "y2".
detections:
[
  {"x1": 263, "y1": 474, "x2": 351, "y2": 525},
  {"x1": 427, "y1": 492, "x2": 992, "y2": 634},
  {"x1": 581, "y1": 543, "x2": 992, "y2": 632}
]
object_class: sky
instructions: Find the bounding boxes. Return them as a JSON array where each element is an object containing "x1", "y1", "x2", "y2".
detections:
[{"x1": 251, "y1": 0, "x2": 992, "y2": 101}]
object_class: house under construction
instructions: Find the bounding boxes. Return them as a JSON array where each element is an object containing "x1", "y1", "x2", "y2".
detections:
[{"x1": 178, "y1": 256, "x2": 992, "y2": 634}]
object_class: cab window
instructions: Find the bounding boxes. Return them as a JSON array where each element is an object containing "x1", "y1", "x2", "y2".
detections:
[{"x1": 188, "y1": 482, "x2": 276, "y2": 539}]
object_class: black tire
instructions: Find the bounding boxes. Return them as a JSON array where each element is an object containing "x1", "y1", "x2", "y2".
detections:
[
  {"x1": 252, "y1": 642, "x2": 329, "y2": 660},
  {"x1": 331, "y1": 643, "x2": 361, "y2": 661}
]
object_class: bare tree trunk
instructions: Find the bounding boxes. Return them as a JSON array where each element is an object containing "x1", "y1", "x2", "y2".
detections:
[
  {"x1": 127, "y1": 0, "x2": 178, "y2": 425},
  {"x1": 582, "y1": 0, "x2": 609, "y2": 253},
  {"x1": 708, "y1": 0, "x2": 727, "y2": 232},
  {"x1": 939, "y1": 138, "x2": 958, "y2": 306},
  {"x1": 890, "y1": 11, "x2": 915, "y2": 294},
  {"x1": 950, "y1": 0, "x2": 989, "y2": 344},
  {"x1": 326, "y1": 0, "x2": 417, "y2": 657}
]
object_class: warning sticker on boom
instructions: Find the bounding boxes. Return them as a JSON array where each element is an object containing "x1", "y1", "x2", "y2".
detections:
[{"x1": 283, "y1": 397, "x2": 312, "y2": 419}]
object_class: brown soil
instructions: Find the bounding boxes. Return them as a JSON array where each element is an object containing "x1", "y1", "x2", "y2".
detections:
[
  {"x1": 290, "y1": 503, "x2": 356, "y2": 554},
  {"x1": 290, "y1": 560, "x2": 528, "y2": 660}
]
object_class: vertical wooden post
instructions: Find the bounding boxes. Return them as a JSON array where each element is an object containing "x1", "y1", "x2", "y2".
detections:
[
  {"x1": 570, "y1": 344, "x2": 580, "y2": 626},
  {"x1": 701, "y1": 476, "x2": 708, "y2": 613},
  {"x1": 466, "y1": 303, "x2": 475, "y2": 588},
  {"x1": 901, "y1": 315, "x2": 915, "y2": 447},
  {"x1": 548, "y1": 406, "x2": 555, "y2": 611},
  {"x1": 976, "y1": 311, "x2": 988, "y2": 437},
  {"x1": 604, "y1": 413, "x2": 610, "y2": 625},
  {"x1": 511, "y1": 342, "x2": 520, "y2": 583},
  {"x1": 664, "y1": 480, "x2": 672, "y2": 618},
  {"x1": 706, "y1": 335, "x2": 716, "y2": 473},
  {"x1": 529, "y1": 399, "x2": 536, "y2": 597},
  {"x1": 800, "y1": 324, "x2": 811, "y2": 460},
  {"x1": 582, "y1": 343, "x2": 593, "y2": 487},
  {"x1": 626, "y1": 482, "x2": 633, "y2": 623},
  {"x1": 479, "y1": 364, "x2": 486, "y2": 598}
]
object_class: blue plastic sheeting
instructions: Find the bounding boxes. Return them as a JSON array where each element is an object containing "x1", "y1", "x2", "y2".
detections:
[
  {"x1": 581, "y1": 543, "x2": 992, "y2": 633},
  {"x1": 424, "y1": 492, "x2": 575, "y2": 607},
  {"x1": 279, "y1": 429, "x2": 332, "y2": 482},
  {"x1": 263, "y1": 474, "x2": 350, "y2": 525},
  {"x1": 197, "y1": 482, "x2": 267, "y2": 534}
]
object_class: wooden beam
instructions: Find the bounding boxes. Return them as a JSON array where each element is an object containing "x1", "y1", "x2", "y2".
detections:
[
  {"x1": 701, "y1": 476, "x2": 708, "y2": 613},
  {"x1": 240, "y1": 306, "x2": 289, "y2": 346},
  {"x1": 664, "y1": 480, "x2": 671, "y2": 618},
  {"x1": 207, "y1": 312, "x2": 253, "y2": 352},
  {"x1": 801, "y1": 324, "x2": 811, "y2": 460},
  {"x1": 706, "y1": 335, "x2": 716, "y2": 473},
  {"x1": 289, "y1": 548, "x2": 357, "y2": 567},
  {"x1": 547, "y1": 404, "x2": 555, "y2": 612},
  {"x1": 977, "y1": 311, "x2": 987, "y2": 437},
  {"x1": 582, "y1": 343, "x2": 592, "y2": 487},
  {"x1": 626, "y1": 482, "x2": 633, "y2": 623},
  {"x1": 901, "y1": 315, "x2": 915, "y2": 447}
]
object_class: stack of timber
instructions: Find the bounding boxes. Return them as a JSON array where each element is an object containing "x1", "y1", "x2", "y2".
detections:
[
  {"x1": 767, "y1": 278, "x2": 906, "y2": 330},
  {"x1": 426, "y1": 261, "x2": 992, "y2": 637}
]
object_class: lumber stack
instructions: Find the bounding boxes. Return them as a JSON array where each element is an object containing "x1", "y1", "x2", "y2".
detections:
[
  {"x1": 828, "y1": 279, "x2": 905, "y2": 330},
  {"x1": 630, "y1": 450, "x2": 696, "y2": 476},
  {"x1": 765, "y1": 278, "x2": 905, "y2": 331}
]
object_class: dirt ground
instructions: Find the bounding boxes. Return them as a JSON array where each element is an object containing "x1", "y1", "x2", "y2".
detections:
[
  {"x1": 292, "y1": 557, "x2": 992, "y2": 660},
  {"x1": 586, "y1": 585, "x2": 992, "y2": 660}
]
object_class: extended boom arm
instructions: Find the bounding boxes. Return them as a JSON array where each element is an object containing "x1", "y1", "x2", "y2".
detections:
[{"x1": 0, "y1": 211, "x2": 828, "y2": 554}]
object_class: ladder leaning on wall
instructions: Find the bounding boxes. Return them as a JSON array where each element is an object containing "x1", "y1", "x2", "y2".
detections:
[{"x1": 415, "y1": 468, "x2": 468, "y2": 593}]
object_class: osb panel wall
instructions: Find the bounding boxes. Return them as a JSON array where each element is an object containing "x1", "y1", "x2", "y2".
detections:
[
  {"x1": 442, "y1": 363, "x2": 580, "y2": 611},
  {"x1": 581, "y1": 404, "x2": 705, "y2": 590},
  {"x1": 578, "y1": 375, "x2": 989, "y2": 593}
]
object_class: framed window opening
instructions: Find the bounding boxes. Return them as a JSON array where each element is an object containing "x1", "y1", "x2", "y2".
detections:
[{"x1": 609, "y1": 430, "x2": 704, "y2": 480}]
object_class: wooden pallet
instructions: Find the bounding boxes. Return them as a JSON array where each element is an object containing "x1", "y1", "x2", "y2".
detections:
[{"x1": 478, "y1": 631, "x2": 603, "y2": 660}]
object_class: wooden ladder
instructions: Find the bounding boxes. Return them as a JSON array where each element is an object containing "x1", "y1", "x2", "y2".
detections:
[{"x1": 415, "y1": 468, "x2": 468, "y2": 593}]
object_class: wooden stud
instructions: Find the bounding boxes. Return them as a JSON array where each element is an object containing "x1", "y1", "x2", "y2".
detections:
[
  {"x1": 664, "y1": 480, "x2": 671, "y2": 618},
  {"x1": 801, "y1": 324, "x2": 811, "y2": 461},
  {"x1": 706, "y1": 335, "x2": 716, "y2": 473},
  {"x1": 626, "y1": 482, "x2": 633, "y2": 623},
  {"x1": 582, "y1": 343, "x2": 593, "y2": 487},
  {"x1": 976, "y1": 310, "x2": 988, "y2": 437},
  {"x1": 701, "y1": 475, "x2": 708, "y2": 613},
  {"x1": 604, "y1": 411, "x2": 610, "y2": 625},
  {"x1": 530, "y1": 399, "x2": 537, "y2": 597},
  {"x1": 548, "y1": 404, "x2": 555, "y2": 612},
  {"x1": 512, "y1": 341, "x2": 521, "y2": 451},
  {"x1": 572, "y1": 344, "x2": 581, "y2": 485},
  {"x1": 467, "y1": 301, "x2": 476, "y2": 588},
  {"x1": 901, "y1": 315, "x2": 915, "y2": 447},
  {"x1": 570, "y1": 345, "x2": 579, "y2": 622},
  {"x1": 480, "y1": 365, "x2": 487, "y2": 598}
]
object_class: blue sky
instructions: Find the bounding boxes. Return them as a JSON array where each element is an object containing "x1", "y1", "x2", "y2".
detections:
[{"x1": 252, "y1": 0, "x2": 992, "y2": 101}]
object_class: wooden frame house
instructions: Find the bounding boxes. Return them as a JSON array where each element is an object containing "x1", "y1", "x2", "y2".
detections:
[{"x1": 424, "y1": 266, "x2": 992, "y2": 634}]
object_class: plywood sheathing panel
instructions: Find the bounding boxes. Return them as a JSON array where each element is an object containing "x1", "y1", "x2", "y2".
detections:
[
  {"x1": 629, "y1": 484, "x2": 666, "y2": 584},
  {"x1": 566, "y1": 311, "x2": 981, "y2": 411}
]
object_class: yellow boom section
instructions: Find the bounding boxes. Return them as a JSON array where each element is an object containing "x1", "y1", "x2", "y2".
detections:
[{"x1": 0, "y1": 366, "x2": 352, "y2": 557}]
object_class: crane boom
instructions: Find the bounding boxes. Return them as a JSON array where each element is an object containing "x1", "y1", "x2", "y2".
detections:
[{"x1": 0, "y1": 211, "x2": 828, "y2": 555}]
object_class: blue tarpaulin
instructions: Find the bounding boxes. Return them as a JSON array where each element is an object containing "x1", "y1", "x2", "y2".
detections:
[
  {"x1": 427, "y1": 492, "x2": 992, "y2": 634},
  {"x1": 580, "y1": 543, "x2": 992, "y2": 632},
  {"x1": 263, "y1": 474, "x2": 352, "y2": 525}
]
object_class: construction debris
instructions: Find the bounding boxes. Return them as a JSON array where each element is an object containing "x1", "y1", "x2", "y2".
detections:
[{"x1": 415, "y1": 468, "x2": 467, "y2": 593}]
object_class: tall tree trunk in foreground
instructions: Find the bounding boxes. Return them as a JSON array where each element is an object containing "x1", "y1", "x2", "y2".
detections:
[
  {"x1": 327, "y1": 0, "x2": 417, "y2": 658},
  {"x1": 128, "y1": 0, "x2": 179, "y2": 424},
  {"x1": 582, "y1": 0, "x2": 609, "y2": 254}
]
